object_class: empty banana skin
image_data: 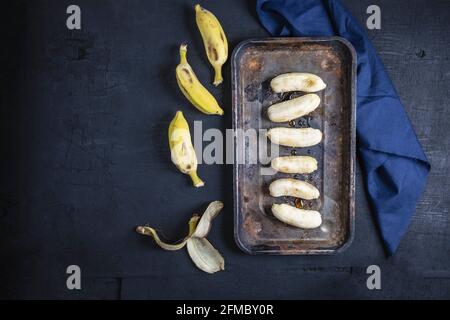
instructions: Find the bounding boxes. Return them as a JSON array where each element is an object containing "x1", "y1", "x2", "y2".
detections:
[
  {"x1": 267, "y1": 94, "x2": 321, "y2": 123},
  {"x1": 267, "y1": 127, "x2": 322, "y2": 147},
  {"x1": 272, "y1": 204, "x2": 322, "y2": 229},
  {"x1": 176, "y1": 44, "x2": 224, "y2": 115},
  {"x1": 271, "y1": 156, "x2": 318, "y2": 174},
  {"x1": 195, "y1": 4, "x2": 228, "y2": 86},
  {"x1": 269, "y1": 178, "x2": 320, "y2": 200},
  {"x1": 271, "y1": 73, "x2": 326, "y2": 93}
]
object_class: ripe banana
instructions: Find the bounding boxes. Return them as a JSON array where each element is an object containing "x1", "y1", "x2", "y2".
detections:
[
  {"x1": 271, "y1": 73, "x2": 326, "y2": 93},
  {"x1": 176, "y1": 44, "x2": 224, "y2": 115},
  {"x1": 267, "y1": 93, "x2": 321, "y2": 122},
  {"x1": 168, "y1": 111, "x2": 204, "y2": 187},
  {"x1": 266, "y1": 127, "x2": 322, "y2": 147},
  {"x1": 195, "y1": 4, "x2": 228, "y2": 86},
  {"x1": 272, "y1": 204, "x2": 322, "y2": 229},
  {"x1": 271, "y1": 156, "x2": 318, "y2": 174},
  {"x1": 269, "y1": 178, "x2": 320, "y2": 200}
]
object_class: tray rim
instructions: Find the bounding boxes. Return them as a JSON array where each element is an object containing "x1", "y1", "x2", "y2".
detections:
[{"x1": 232, "y1": 37, "x2": 357, "y2": 255}]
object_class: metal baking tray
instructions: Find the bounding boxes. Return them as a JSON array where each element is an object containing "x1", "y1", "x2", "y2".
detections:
[{"x1": 232, "y1": 37, "x2": 356, "y2": 255}]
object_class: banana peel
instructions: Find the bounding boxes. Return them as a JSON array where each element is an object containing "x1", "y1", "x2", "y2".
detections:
[
  {"x1": 136, "y1": 201, "x2": 225, "y2": 274},
  {"x1": 187, "y1": 237, "x2": 224, "y2": 274},
  {"x1": 136, "y1": 215, "x2": 200, "y2": 251}
]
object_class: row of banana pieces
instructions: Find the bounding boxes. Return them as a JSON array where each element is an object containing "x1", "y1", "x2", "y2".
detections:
[
  {"x1": 264, "y1": 72, "x2": 327, "y2": 230},
  {"x1": 169, "y1": 5, "x2": 228, "y2": 188},
  {"x1": 136, "y1": 5, "x2": 229, "y2": 274}
]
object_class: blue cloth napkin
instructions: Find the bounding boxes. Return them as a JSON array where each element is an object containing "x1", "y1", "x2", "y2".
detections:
[{"x1": 256, "y1": 0, "x2": 430, "y2": 254}]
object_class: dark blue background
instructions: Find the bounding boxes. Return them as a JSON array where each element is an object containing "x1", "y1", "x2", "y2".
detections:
[{"x1": 1, "y1": 0, "x2": 449, "y2": 299}]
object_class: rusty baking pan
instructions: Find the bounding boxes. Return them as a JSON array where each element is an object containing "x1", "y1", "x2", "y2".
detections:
[{"x1": 232, "y1": 37, "x2": 356, "y2": 255}]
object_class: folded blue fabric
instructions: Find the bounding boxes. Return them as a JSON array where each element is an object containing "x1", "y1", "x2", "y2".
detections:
[{"x1": 256, "y1": 0, "x2": 430, "y2": 254}]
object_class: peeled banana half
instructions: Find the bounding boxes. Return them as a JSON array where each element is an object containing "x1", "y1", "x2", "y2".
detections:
[
  {"x1": 271, "y1": 156, "x2": 318, "y2": 174},
  {"x1": 272, "y1": 204, "x2": 322, "y2": 229},
  {"x1": 269, "y1": 178, "x2": 320, "y2": 200},
  {"x1": 176, "y1": 44, "x2": 224, "y2": 115},
  {"x1": 168, "y1": 111, "x2": 204, "y2": 187},
  {"x1": 271, "y1": 73, "x2": 326, "y2": 93},
  {"x1": 267, "y1": 127, "x2": 322, "y2": 148},
  {"x1": 195, "y1": 4, "x2": 228, "y2": 86},
  {"x1": 268, "y1": 93, "x2": 321, "y2": 122}
]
